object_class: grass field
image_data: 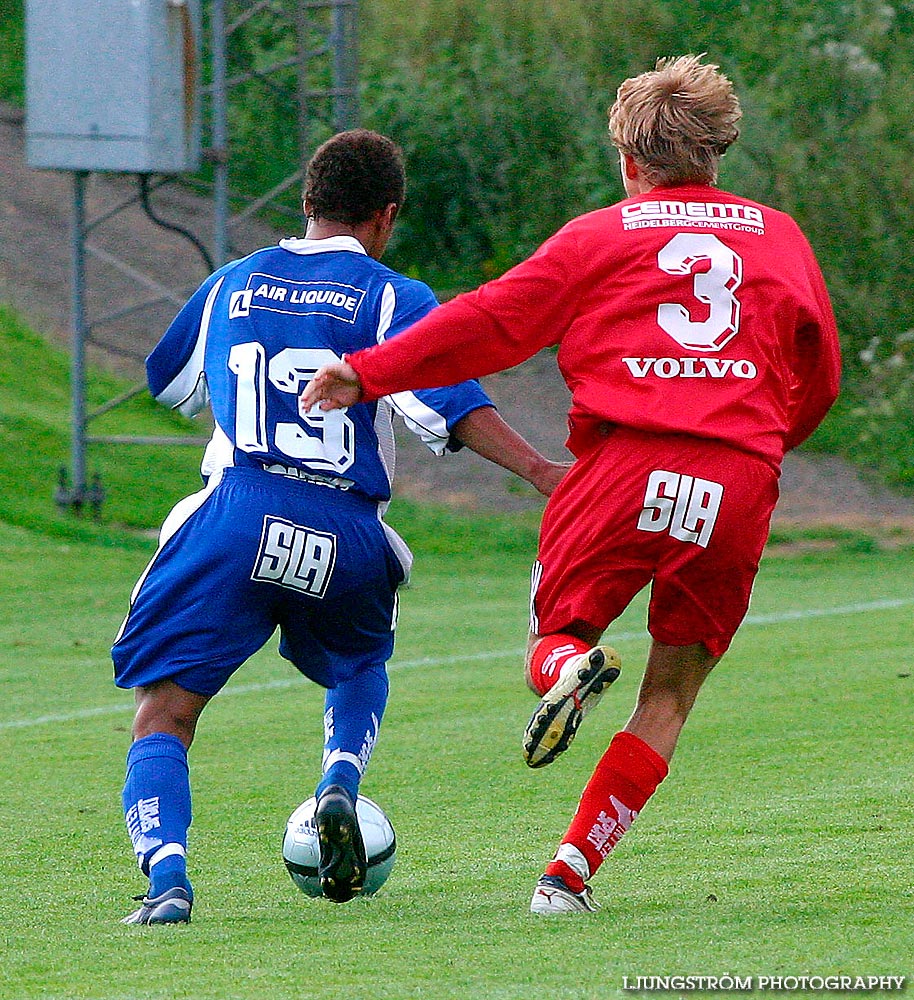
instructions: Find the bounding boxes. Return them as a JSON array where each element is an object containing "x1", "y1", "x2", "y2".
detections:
[
  {"x1": 1, "y1": 515, "x2": 912, "y2": 1000},
  {"x1": 1, "y1": 307, "x2": 911, "y2": 997}
]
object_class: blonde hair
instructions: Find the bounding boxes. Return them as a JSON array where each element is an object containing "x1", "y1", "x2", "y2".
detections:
[{"x1": 608, "y1": 55, "x2": 741, "y2": 186}]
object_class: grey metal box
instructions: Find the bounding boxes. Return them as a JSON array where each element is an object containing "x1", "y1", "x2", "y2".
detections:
[{"x1": 25, "y1": 0, "x2": 201, "y2": 173}]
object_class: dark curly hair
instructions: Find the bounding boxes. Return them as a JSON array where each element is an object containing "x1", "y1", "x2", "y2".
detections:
[{"x1": 304, "y1": 129, "x2": 406, "y2": 226}]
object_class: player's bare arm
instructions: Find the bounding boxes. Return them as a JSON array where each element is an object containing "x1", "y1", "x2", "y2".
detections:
[
  {"x1": 300, "y1": 370, "x2": 568, "y2": 497},
  {"x1": 299, "y1": 360, "x2": 361, "y2": 413},
  {"x1": 451, "y1": 407, "x2": 570, "y2": 498}
]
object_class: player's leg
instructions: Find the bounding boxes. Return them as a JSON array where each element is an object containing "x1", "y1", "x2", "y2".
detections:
[
  {"x1": 524, "y1": 622, "x2": 601, "y2": 694},
  {"x1": 317, "y1": 662, "x2": 388, "y2": 805},
  {"x1": 114, "y1": 469, "x2": 283, "y2": 923},
  {"x1": 132, "y1": 676, "x2": 210, "y2": 745},
  {"x1": 531, "y1": 640, "x2": 717, "y2": 913},
  {"x1": 276, "y1": 494, "x2": 409, "y2": 903},
  {"x1": 520, "y1": 446, "x2": 652, "y2": 769},
  {"x1": 624, "y1": 639, "x2": 718, "y2": 760},
  {"x1": 121, "y1": 680, "x2": 209, "y2": 925},
  {"x1": 530, "y1": 434, "x2": 775, "y2": 913},
  {"x1": 312, "y1": 663, "x2": 389, "y2": 903}
]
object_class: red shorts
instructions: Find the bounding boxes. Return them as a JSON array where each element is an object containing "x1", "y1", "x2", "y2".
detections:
[{"x1": 531, "y1": 427, "x2": 780, "y2": 657}]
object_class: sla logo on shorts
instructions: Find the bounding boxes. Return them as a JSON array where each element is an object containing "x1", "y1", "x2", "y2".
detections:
[
  {"x1": 637, "y1": 470, "x2": 723, "y2": 549},
  {"x1": 252, "y1": 516, "x2": 337, "y2": 596}
]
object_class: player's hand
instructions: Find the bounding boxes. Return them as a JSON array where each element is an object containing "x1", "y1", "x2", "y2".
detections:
[
  {"x1": 299, "y1": 361, "x2": 363, "y2": 413},
  {"x1": 532, "y1": 459, "x2": 573, "y2": 497}
]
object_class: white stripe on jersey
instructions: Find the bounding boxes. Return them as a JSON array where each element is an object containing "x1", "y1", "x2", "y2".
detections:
[
  {"x1": 376, "y1": 281, "x2": 397, "y2": 343},
  {"x1": 386, "y1": 393, "x2": 450, "y2": 454},
  {"x1": 373, "y1": 400, "x2": 396, "y2": 501},
  {"x1": 376, "y1": 281, "x2": 451, "y2": 454},
  {"x1": 155, "y1": 275, "x2": 225, "y2": 417},
  {"x1": 529, "y1": 560, "x2": 544, "y2": 634},
  {"x1": 200, "y1": 422, "x2": 234, "y2": 481},
  {"x1": 372, "y1": 283, "x2": 399, "y2": 495}
]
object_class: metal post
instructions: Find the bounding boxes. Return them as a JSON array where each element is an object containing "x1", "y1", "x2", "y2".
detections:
[
  {"x1": 332, "y1": 0, "x2": 358, "y2": 130},
  {"x1": 331, "y1": 2, "x2": 345, "y2": 131},
  {"x1": 295, "y1": 2, "x2": 311, "y2": 172},
  {"x1": 69, "y1": 170, "x2": 89, "y2": 508},
  {"x1": 211, "y1": 0, "x2": 229, "y2": 267},
  {"x1": 348, "y1": 0, "x2": 360, "y2": 128}
]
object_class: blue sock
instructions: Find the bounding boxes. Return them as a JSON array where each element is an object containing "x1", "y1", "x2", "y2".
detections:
[
  {"x1": 122, "y1": 733, "x2": 193, "y2": 899},
  {"x1": 316, "y1": 664, "x2": 389, "y2": 804}
]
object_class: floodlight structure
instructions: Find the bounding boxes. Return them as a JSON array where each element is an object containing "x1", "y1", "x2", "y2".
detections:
[{"x1": 23, "y1": 0, "x2": 359, "y2": 514}]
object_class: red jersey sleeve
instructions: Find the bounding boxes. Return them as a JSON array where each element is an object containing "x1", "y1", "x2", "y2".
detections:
[
  {"x1": 348, "y1": 225, "x2": 586, "y2": 402},
  {"x1": 783, "y1": 234, "x2": 842, "y2": 451}
]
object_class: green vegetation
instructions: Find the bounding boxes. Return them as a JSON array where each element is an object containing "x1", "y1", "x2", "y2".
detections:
[
  {"x1": 0, "y1": 0, "x2": 23, "y2": 103},
  {"x1": 0, "y1": 304, "x2": 203, "y2": 542}
]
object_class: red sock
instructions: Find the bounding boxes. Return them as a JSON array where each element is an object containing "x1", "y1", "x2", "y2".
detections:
[
  {"x1": 528, "y1": 634, "x2": 591, "y2": 696},
  {"x1": 545, "y1": 731, "x2": 669, "y2": 893}
]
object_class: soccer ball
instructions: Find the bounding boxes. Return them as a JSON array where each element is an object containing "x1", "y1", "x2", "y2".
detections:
[{"x1": 282, "y1": 794, "x2": 397, "y2": 898}]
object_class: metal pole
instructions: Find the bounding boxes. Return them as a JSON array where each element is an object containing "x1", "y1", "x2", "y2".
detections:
[
  {"x1": 295, "y1": 1, "x2": 311, "y2": 170},
  {"x1": 211, "y1": 0, "x2": 229, "y2": 267},
  {"x1": 333, "y1": 0, "x2": 358, "y2": 129},
  {"x1": 70, "y1": 171, "x2": 89, "y2": 506},
  {"x1": 331, "y1": 2, "x2": 346, "y2": 131},
  {"x1": 349, "y1": 0, "x2": 359, "y2": 127}
]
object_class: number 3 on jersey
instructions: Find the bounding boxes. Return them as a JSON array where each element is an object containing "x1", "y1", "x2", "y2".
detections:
[
  {"x1": 228, "y1": 343, "x2": 355, "y2": 474},
  {"x1": 657, "y1": 232, "x2": 743, "y2": 352}
]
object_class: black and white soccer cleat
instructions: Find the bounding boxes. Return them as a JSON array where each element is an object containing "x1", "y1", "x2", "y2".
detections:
[
  {"x1": 530, "y1": 874, "x2": 599, "y2": 914},
  {"x1": 522, "y1": 646, "x2": 621, "y2": 768},
  {"x1": 315, "y1": 785, "x2": 368, "y2": 903}
]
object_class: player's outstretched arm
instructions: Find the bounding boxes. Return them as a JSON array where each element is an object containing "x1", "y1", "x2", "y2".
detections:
[
  {"x1": 299, "y1": 360, "x2": 362, "y2": 413},
  {"x1": 300, "y1": 361, "x2": 569, "y2": 497},
  {"x1": 452, "y1": 406, "x2": 570, "y2": 498}
]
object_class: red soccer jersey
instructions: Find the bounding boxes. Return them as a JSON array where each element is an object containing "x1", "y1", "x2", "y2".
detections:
[{"x1": 348, "y1": 184, "x2": 841, "y2": 468}]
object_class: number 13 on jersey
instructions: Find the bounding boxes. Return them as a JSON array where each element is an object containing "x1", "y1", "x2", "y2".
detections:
[{"x1": 227, "y1": 343, "x2": 356, "y2": 474}]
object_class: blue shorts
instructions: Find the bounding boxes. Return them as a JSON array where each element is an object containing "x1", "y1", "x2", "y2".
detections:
[{"x1": 112, "y1": 467, "x2": 411, "y2": 696}]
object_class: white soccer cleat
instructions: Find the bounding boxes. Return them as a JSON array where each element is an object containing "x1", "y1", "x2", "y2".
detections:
[
  {"x1": 522, "y1": 646, "x2": 621, "y2": 768},
  {"x1": 529, "y1": 875, "x2": 599, "y2": 914}
]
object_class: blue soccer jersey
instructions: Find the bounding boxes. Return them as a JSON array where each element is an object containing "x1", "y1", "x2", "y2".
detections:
[{"x1": 146, "y1": 235, "x2": 493, "y2": 500}]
